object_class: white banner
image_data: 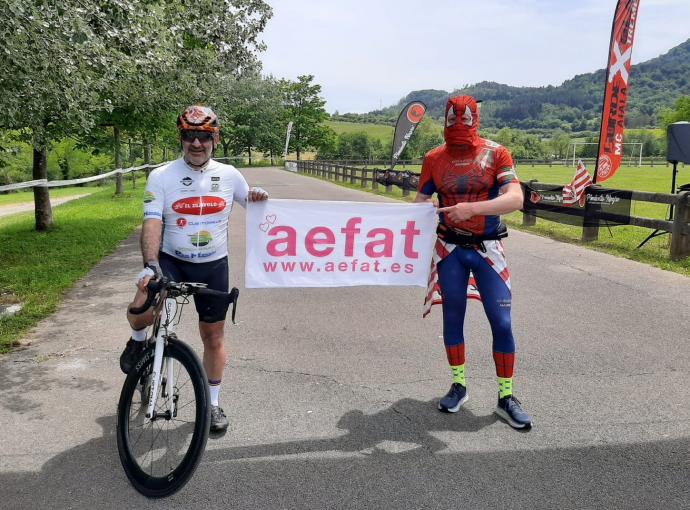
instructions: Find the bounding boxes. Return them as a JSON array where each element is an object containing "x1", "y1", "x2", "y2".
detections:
[{"x1": 245, "y1": 199, "x2": 437, "y2": 288}]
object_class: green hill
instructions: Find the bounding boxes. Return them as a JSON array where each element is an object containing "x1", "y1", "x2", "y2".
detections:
[{"x1": 337, "y1": 38, "x2": 690, "y2": 134}]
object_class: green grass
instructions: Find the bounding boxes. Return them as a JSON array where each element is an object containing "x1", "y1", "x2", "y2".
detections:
[
  {"x1": 0, "y1": 187, "x2": 143, "y2": 353},
  {"x1": 0, "y1": 185, "x2": 100, "y2": 206},
  {"x1": 503, "y1": 162, "x2": 690, "y2": 275},
  {"x1": 326, "y1": 120, "x2": 394, "y2": 143},
  {"x1": 301, "y1": 163, "x2": 690, "y2": 276}
]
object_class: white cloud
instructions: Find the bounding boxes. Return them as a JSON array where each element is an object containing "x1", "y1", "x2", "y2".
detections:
[{"x1": 259, "y1": 0, "x2": 690, "y2": 113}]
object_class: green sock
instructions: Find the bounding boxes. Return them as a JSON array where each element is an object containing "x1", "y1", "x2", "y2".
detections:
[
  {"x1": 498, "y1": 377, "x2": 513, "y2": 399},
  {"x1": 451, "y1": 365, "x2": 466, "y2": 386}
]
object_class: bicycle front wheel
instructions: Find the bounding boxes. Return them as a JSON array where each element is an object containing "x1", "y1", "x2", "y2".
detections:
[{"x1": 116, "y1": 337, "x2": 210, "y2": 498}]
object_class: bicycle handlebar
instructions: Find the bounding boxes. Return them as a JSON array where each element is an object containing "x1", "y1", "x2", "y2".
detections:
[{"x1": 128, "y1": 278, "x2": 240, "y2": 323}]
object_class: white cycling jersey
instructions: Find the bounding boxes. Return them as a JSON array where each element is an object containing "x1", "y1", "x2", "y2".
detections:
[{"x1": 143, "y1": 158, "x2": 249, "y2": 262}]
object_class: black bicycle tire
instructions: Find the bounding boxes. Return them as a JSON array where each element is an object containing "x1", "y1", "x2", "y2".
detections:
[{"x1": 116, "y1": 338, "x2": 210, "y2": 498}]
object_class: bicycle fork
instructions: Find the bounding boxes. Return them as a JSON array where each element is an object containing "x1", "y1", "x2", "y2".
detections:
[{"x1": 145, "y1": 298, "x2": 178, "y2": 424}]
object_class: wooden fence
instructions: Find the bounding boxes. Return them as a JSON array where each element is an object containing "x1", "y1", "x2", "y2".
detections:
[{"x1": 286, "y1": 159, "x2": 690, "y2": 260}]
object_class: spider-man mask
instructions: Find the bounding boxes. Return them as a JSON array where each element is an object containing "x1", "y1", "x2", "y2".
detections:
[{"x1": 444, "y1": 96, "x2": 480, "y2": 147}]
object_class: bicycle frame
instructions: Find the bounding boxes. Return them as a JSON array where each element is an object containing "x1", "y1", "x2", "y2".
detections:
[{"x1": 145, "y1": 295, "x2": 179, "y2": 424}]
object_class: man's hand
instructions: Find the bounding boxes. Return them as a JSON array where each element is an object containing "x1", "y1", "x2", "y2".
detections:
[
  {"x1": 413, "y1": 192, "x2": 438, "y2": 208},
  {"x1": 248, "y1": 186, "x2": 268, "y2": 202},
  {"x1": 136, "y1": 261, "x2": 160, "y2": 292},
  {"x1": 437, "y1": 202, "x2": 476, "y2": 223}
]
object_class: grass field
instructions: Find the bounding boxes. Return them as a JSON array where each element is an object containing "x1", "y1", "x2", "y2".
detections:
[
  {"x1": 0, "y1": 187, "x2": 143, "y2": 353},
  {"x1": 302, "y1": 162, "x2": 690, "y2": 276},
  {"x1": 326, "y1": 120, "x2": 393, "y2": 144},
  {"x1": 0, "y1": 185, "x2": 100, "y2": 206}
]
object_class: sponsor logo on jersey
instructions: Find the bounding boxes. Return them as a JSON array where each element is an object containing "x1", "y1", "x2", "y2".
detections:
[
  {"x1": 211, "y1": 176, "x2": 220, "y2": 182},
  {"x1": 189, "y1": 230, "x2": 212, "y2": 247},
  {"x1": 175, "y1": 250, "x2": 216, "y2": 259},
  {"x1": 143, "y1": 191, "x2": 155, "y2": 203},
  {"x1": 172, "y1": 196, "x2": 227, "y2": 215},
  {"x1": 176, "y1": 217, "x2": 187, "y2": 228},
  {"x1": 181, "y1": 176, "x2": 193, "y2": 186},
  {"x1": 211, "y1": 183, "x2": 219, "y2": 192}
]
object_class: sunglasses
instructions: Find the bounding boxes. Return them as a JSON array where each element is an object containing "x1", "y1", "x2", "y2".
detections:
[{"x1": 180, "y1": 130, "x2": 214, "y2": 143}]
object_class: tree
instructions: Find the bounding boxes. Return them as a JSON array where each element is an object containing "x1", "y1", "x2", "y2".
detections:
[
  {"x1": 281, "y1": 75, "x2": 330, "y2": 160},
  {"x1": 0, "y1": 0, "x2": 273, "y2": 227},
  {"x1": 96, "y1": 0, "x2": 272, "y2": 192},
  {"x1": 661, "y1": 96, "x2": 690, "y2": 127},
  {"x1": 0, "y1": 1, "x2": 113, "y2": 228},
  {"x1": 401, "y1": 118, "x2": 443, "y2": 161},
  {"x1": 218, "y1": 76, "x2": 284, "y2": 164},
  {"x1": 549, "y1": 130, "x2": 571, "y2": 159}
]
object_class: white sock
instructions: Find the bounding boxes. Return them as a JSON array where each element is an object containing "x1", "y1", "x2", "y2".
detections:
[
  {"x1": 209, "y1": 383, "x2": 221, "y2": 407},
  {"x1": 131, "y1": 327, "x2": 148, "y2": 341}
]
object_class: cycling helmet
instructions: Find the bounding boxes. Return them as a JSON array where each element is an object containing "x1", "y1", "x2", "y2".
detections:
[{"x1": 177, "y1": 106, "x2": 220, "y2": 144}]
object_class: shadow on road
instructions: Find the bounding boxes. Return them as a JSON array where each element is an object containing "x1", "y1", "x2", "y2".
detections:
[
  {"x1": 0, "y1": 357, "x2": 108, "y2": 417},
  {"x1": 2, "y1": 402, "x2": 690, "y2": 509}
]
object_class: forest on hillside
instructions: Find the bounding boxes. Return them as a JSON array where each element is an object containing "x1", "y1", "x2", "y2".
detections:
[{"x1": 333, "y1": 39, "x2": 690, "y2": 135}]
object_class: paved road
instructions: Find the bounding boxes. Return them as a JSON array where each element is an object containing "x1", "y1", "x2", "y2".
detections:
[
  {"x1": 1, "y1": 167, "x2": 690, "y2": 509},
  {"x1": 0, "y1": 194, "x2": 93, "y2": 219}
]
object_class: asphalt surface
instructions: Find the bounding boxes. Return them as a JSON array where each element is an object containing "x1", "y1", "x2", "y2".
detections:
[
  {"x1": 1, "y1": 167, "x2": 690, "y2": 509},
  {"x1": 0, "y1": 194, "x2": 93, "y2": 219}
]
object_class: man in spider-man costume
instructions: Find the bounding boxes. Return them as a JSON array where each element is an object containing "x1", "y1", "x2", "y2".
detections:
[{"x1": 414, "y1": 95, "x2": 531, "y2": 429}]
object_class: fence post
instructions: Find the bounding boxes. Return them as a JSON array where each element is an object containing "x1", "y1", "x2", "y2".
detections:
[
  {"x1": 373, "y1": 169, "x2": 379, "y2": 191},
  {"x1": 522, "y1": 180, "x2": 537, "y2": 226},
  {"x1": 581, "y1": 223, "x2": 599, "y2": 242},
  {"x1": 350, "y1": 166, "x2": 356, "y2": 185},
  {"x1": 402, "y1": 173, "x2": 410, "y2": 197},
  {"x1": 670, "y1": 191, "x2": 690, "y2": 260}
]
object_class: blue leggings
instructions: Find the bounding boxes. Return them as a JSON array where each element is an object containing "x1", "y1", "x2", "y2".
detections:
[{"x1": 437, "y1": 247, "x2": 515, "y2": 354}]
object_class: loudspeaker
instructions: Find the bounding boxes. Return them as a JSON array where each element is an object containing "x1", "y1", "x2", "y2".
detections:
[{"x1": 667, "y1": 122, "x2": 690, "y2": 164}]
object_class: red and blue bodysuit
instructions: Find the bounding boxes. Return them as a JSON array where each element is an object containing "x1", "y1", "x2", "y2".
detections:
[{"x1": 418, "y1": 96, "x2": 519, "y2": 384}]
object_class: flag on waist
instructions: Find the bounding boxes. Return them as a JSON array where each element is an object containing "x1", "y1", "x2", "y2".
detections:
[
  {"x1": 423, "y1": 237, "x2": 510, "y2": 317},
  {"x1": 562, "y1": 160, "x2": 593, "y2": 207}
]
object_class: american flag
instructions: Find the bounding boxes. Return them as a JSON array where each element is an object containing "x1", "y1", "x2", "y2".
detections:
[
  {"x1": 563, "y1": 160, "x2": 593, "y2": 207},
  {"x1": 423, "y1": 238, "x2": 510, "y2": 318}
]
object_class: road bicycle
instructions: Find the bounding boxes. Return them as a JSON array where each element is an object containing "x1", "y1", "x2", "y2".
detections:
[{"x1": 116, "y1": 277, "x2": 238, "y2": 498}]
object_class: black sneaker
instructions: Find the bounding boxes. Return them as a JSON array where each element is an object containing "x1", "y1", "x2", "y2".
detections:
[
  {"x1": 210, "y1": 405, "x2": 229, "y2": 433},
  {"x1": 119, "y1": 338, "x2": 146, "y2": 374},
  {"x1": 437, "y1": 383, "x2": 468, "y2": 413},
  {"x1": 495, "y1": 395, "x2": 532, "y2": 430}
]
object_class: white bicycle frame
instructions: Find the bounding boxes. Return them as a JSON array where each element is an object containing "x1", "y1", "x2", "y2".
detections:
[{"x1": 144, "y1": 296, "x2": 179, "y2": 424}]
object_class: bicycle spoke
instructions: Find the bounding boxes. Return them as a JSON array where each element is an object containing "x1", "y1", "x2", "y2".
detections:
[
  {"x1": 130, "y1": 421, "x2": 154, "y2": 448},
  {"x1": 175, "y1": 399, "x2": 196, "y2": 413},
  {"x1": 119, "y1": 337, "x2": 208, "y2": 494},
  {"x1": 170, "y1": 418, "x2": 196, "y2": 424}
]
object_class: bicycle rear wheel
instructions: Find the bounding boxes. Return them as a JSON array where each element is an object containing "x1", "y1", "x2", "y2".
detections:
[{"x1": 116, "y1": 337, "x2": 210, "y2": 498}]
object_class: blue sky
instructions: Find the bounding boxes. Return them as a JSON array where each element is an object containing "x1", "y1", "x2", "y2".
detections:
[{"x1": 259, "y1": 0, "x2": 690, "y2": 113}]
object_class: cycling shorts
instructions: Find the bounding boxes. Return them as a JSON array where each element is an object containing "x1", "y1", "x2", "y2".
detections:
[{"x1": 159, "y1": 252, "x2": 230, "y2": 324}]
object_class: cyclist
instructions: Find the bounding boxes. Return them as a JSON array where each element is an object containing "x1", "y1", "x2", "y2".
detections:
[
  {"x1": 414, "y1": 95, "x2": 532, "y2": 429},
  {"x1": 121, "y1": 105, "x2": 268, "y2": 433}
]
